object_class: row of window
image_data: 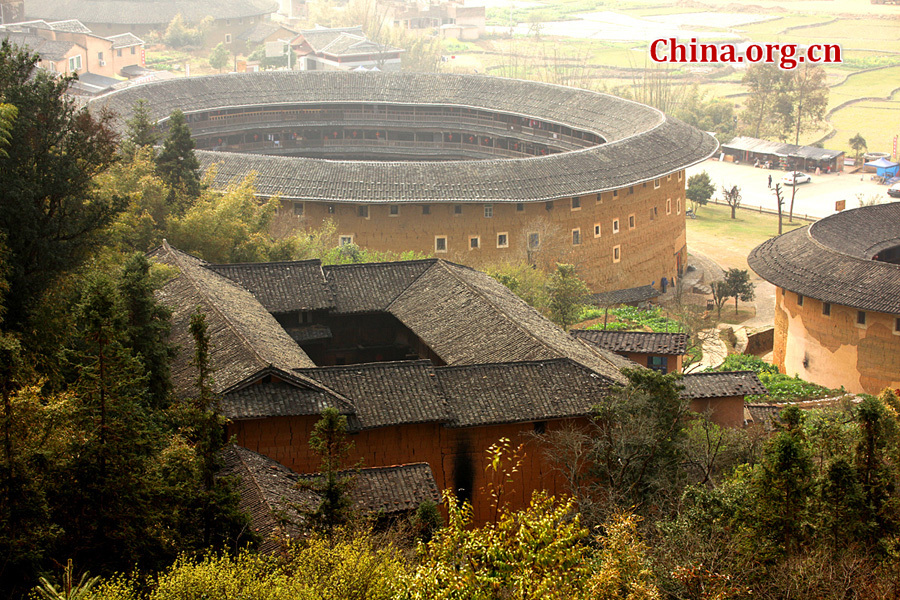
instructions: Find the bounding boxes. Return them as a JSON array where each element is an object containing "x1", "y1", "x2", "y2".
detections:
[
  {"x1": 795, "y1": 292, "x2": 900, "y2": 333},
  {"x1": 337, "y1": 233, "x2": 623, "y2": 261},
  {"x1": 292, "y1": 197, "x2": 683, "y2": 220}
]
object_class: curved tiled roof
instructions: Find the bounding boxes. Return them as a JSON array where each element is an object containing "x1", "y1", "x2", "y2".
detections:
[
  {"x1": 748, "y1": 202, "x2": 900, "y2": 314},
  {"x1": 26, "y1": 0, "x2": 278, "y2": 25},
  {"x1": 93, "y1": 71, "x2": 718, "y2": 203}
]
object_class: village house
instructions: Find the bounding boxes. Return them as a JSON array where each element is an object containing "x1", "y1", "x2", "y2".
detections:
[
  {"x1": 24, "y1": 0, "x2": 278, "y2": 48},
  {"x1": 290, "y1": 26, "x2": 403, "y2": 71},
  {"x1": 152, "y1": 241, "x2": 764, "y2": 536}
]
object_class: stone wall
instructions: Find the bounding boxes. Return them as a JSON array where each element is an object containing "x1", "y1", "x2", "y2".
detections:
[
  {"x1": 773, "y1": 287, "x2": 900, "y2": 395},
  {"x1": 275, "y1": 172, "x2": 687, "y2": 293}
]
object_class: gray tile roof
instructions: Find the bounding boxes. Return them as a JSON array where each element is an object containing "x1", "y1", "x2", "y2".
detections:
[
  {"x1": 220, "y1": 445, "x2": 439, "y2": 552},
  {"x1": 219, "y1": 368, "x2": 354, "y2": 419},
  {"x1": 236, "y1": 21, "x2": 295, "y2": 43},
  {"x1": 589, "y1": 284, "x2": 660, "y2": 306},
  {"x1": 297, "y1": 27, "x2": 364, "y2": 52},
  {"x1": 680, "y1": 371, "x2": 767, "y2": 400},
  {"x1": 91, "y1": 71, "x2": 718, "y2": 203},
  {"x1": 296, "y1": 360, "x2": 452, "y2": 429},
  {"x1": 748, "y1": 202, "x2": 900, "y2": 314},
  {"x1": 0, "y1": 32, "x2": 75, "y2": 60},
  {"x1": 26, "y1": 0, "x2": 278, "y2": 25},
  {"x1": 150, "y1": 242, "x2": 319, "y2": 396},
  {"x1": 723, "y1": 136, "x2": 843, "y2": 161},
  {"x1": 571, "y1": 330, "x2": 688, "y2": 355},
  {"x1": 207, "y1": 260, "x2": 335, "y2": 313},
  {"x1": 47, "y1": 19, "x2": 92, "y2": 32},
  {"x1": 106, "y1": 32, "x2": 144, "y2": 48},
  {"x1": 436, "y1": 358, "x2": 610, "y2": 427},
  {"x1": 322, "y1": 260, "x2": 434, "y2": 314}
]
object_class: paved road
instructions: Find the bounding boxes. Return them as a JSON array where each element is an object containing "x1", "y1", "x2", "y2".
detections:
[{"x1": 686, "y1": 159, "x2": 893, "y2": 220}]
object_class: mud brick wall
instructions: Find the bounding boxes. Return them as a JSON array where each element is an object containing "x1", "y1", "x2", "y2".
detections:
[
  {"x1": 229, "y1": 416, "x2": 584, "y2": 523},
  {"x1": 689, "y1": 396, "x2": 746, "y2": 429},
  {"x1": 773, "y1": 287, "x2": 900, "y2": 395},
  {"x1": 275, "y1": 173, "x2": 687, "y2": 293}
]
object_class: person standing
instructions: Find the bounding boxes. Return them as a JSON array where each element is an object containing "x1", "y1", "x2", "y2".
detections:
[{"x1": 768, "y1": 174, "x2": 772, "y2": 188}]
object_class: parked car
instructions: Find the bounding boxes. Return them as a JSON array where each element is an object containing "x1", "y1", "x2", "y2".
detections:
[
  {"x1": 783, "y1": 171, "x2": 812, "y2": 185},
  {"x1": 888, "y1": 182, "x2": 900, "y2": 198}
]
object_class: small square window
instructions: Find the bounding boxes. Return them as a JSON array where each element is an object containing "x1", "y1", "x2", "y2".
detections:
[
  {"x1": 454, "y1": 205, "x2": 462, "y2": 215},
  {"x1": 528, "y1": 232, "x2": 540, "y2": 249},
  {"x1": 613, "y1": 189, "x2": 619, "y2": 198},
  {"x1": 533, "y1": 421, "x2": 547, "y2": 434},
  {"x1": 516, "y1": 203, "x2": 524, "y2": 212},
  {"x1": 497, "y1": 232, "x2": 509, "y2": 248},
  {"x1": 628, "y1": 215, "x2": 635, "y2": 229},
  {"x1": 594, "y1": 224, "x2": 601, "y2": 238},
  {"x1": 677, "y1": 199, "x2": 682, "y2": 215},
  {"x1": 857, "y1": 311, "x2": 866, "y2": 326},
  {"x1": 642, "y1": 182, "x2": 647, "y2": 188},
  {"x1": 572, "y1": 229, "x2": 581, "y2": 245},
  {"x1": 293, "y1": 202, "x2": 304, "y2": 216},
  {"x1": 422, "y1": 205, "x2": 431, "y2": 215},
  {"x1": 613, "y1": 219, "x2": 620, "y2": 234},
  {"x1": 469, "y1": 236, "x2": 480, "y2": 249},
  {"x1": 571, "y1": 197, "x2": 581, "y2": 210},
  {"x1": 666, "y1": 199, "x2": 672, "y2": 215},
  {"x1": 225, "y1": 33, "x2": 232, "y2": 44},
  {"x1": 678, "y1": 171, "x2": 683, "y2": 181},
  {"x1": 327, "y1": 204, "x2": 335, "y2": 214},
  {"x1": 131, "y1": 46, "x2": 136, "y2": 55},
  {"x1": 545, "y1": 201, "x2": 553, "y2": 211},
  {"x1": 822, "y1": 302, "x2": 831, "y2": 316},
  {"x1": 358, "y1": 205, "x2": 369, "y2": 218},
  {"x1": 389, "y1": 204, "x2": 399, "y2": 216},
  {"x1": 895, "y1": 317, "x2": 900, "y2": 334},
  {"x1": 797, "y1": 293, "x2": 804, "y2": 306},
  {"x1": 654, "y1": 178, "x2": 661, "y2": 189},
  {"x1": 628, "y1": 186, "x2": 634, "y2": 195},
  {"x1": 339, "y1": 235, "x2": 353, "y2": 246},
  {"x1": 484, "y1": 204, "x2": 493, "y2": 218},
  {"x1": 613, "y1": 245, "x2": 621, "y2": 262},
  {"x1": 667, "y1": 174, "x2": 672, "y2": 181},
  {"x1": 117, "y1": 49, "x2": 122, "y2": 57},
  {"x1": 435, "y1": 236, "x2": 447, "y2": 253}
]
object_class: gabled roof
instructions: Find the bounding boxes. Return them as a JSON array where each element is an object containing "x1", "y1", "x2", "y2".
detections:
[
  {"x1": 26, "y1": 0, "x2": 278, "y2": 25},
  {"x1": 106, "y1": 32, "x2": 144, "y2": 48},
  {"x1": 219, "y1": 367, "x2": 354, "y2": 420},
  {"x1": 297, "y1": 26, "x2": 365, "y2": 52},
  {"x1": 571, "y1": 330, "x2": 688, "y2": 356},
  {"x1": 323, "y1": 260, "x2": 435, "y2": 314},
  {"x1": 680, "y1": 371, "x2": 767, "y2": 400},
  {"x1": 47, "y1": 19, "x2": 92, "y2": 33},
  {"x1": 749, "y1": 202, "x2": 900, "y2": 314},
  {"x1": 150, "y1": 242, "x2": 318, "y2": 395},
  {"x1": 436, "y1": 358, "x2": 611, "y2": 427},
  {"x1": 207, "y1": 260, "x2": 335, "y2": 313},
  {"x1": 220, "y1": 445, "x2": 439, "y2": 552},
  {"x1": 237, "y1": 21, "x2": 296, "y2": 43},
  {"x1": 296, "y1": 360, "x2": 452, "y2": 429},
  {"x1": 0, "y1": 33, "x2": 75, "y2": 60}
]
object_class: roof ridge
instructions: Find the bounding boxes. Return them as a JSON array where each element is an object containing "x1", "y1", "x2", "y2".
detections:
[
  {"x1": 322, "y1": 258, "x2": 438, "y2": 271},
  {"x1": 297, "y1": 359, "x2": 434, "y2": 373},
  {"x1": 206, "y1": 258, "x2": 324, "y2": 269},
  {"x1": 435, "y1": 357, "x2": 574, "y2": 371},
  {"x1": 161, "y1": 241, "x2": 276, "y2": 375},
  {"x1": 229, "y1": 445, "x2": 279, "y2": 525},
  {"x1": 683, "y1": 370, "x2": 758, "y2": 377},
  {"x1": 221, "y1": 365, "x2": 358, "y2": 414}
]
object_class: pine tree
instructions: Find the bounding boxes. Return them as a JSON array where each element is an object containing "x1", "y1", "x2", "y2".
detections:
[
  {"x1": 302, "y1": 407, "x2": 357, "y2": 535},
  {"x1": 121, "y1": 99, "x2": 159, "y2": 158},
  {"x1": 155, "y1": 109, "x2": 201, "y2": 207}
]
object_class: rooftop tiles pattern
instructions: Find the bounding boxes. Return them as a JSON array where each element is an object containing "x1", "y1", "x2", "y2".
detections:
[
  {"x1": 207, "y1": 260, "x2": 335, "y2": 313},
  {"x1": 92, "y1": 71, "x2": 718, "y2": 202},
  {"x1": 436, "y1": 359, "x2": 610, "y2": 427},
  {"x1": 571, "y1": 330, "x2": 688, "y2": 355},
  {"x1": 322, "y1": 260, "x2": 435, "y2": 314},
  {"x1": 680, "y1": 371, "x2": 767, "y2": 400},
  {"x1": 296, "y1": 360, "x2": 452, "y2": 429},
  {"x1": 748, "y1": 202, "x2": 900, "y2": 314}
]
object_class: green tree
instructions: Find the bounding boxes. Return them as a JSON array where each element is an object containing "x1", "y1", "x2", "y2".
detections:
[
  {"x1": 723, "y1": 268, "x2": 755, "y2": 314},
  {"x1": 686, "y1": 171, "x2": 715, "y2": 215},
  {"x1": 162, "y1": 14, "x2": 206, "y2": 48},
  {"x1": 0, "y1": 102, "x2": 16, "y2": 158},
  {"x1": 849, "y1": 133, "x2": 867, "y2": 166},
  {"x1": 547, "y1": 263, "x2": 589, "y2": 331},
  {"x1": 709, "y1": 280, "x2": 731, "y2": 320},
  {"x1": 301, "y1": 407, "x2": 357, "y2": 535},
  {"x1": 121, "y1": 99, "x2": 159, "y2": 157},
  {"x1": 0, "y1": 40, "x2": 121, "y2": 332},
  {"x1": 775, "y1": 64, "x2": 828, "y2": 145},
  {"x1": 209, "y1": 42, "x2": 230, "y2": 72},
  {"x1": 155, "y1": 109, "x2": 201, "y2": 205},
  {"x1": 741, "y1": 63, "x2": 782, "y2": 138}
]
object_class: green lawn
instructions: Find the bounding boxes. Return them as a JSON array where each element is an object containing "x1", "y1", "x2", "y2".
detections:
[
  {"x1": 687, "y1": 203, "x2": 805, "y2": 270},
  {"x1": 829, "y1": 99, "x2": 900, "y2": 156}
]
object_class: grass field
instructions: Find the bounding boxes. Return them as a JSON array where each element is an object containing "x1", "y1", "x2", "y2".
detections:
[
  {"x1": 686, "y1": 203, "x2": 805, "y2": 270},
  {"x1": 827, "y1": 65, "x2": 900, "y2": 110},
  {"x1": 829, "y1": 99, "x2": 900, "y2": 156}
]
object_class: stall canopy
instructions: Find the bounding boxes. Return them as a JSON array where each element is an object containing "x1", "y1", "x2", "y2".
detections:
[
  {"x1": 864, "y1": 157, "x2": 899, "y2": 178},
  {"x1": 721, "y1": 136, "x2": 844, "y2": 170}
]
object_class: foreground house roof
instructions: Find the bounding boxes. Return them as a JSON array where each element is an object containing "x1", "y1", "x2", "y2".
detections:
[
  {"x1": 26, "y1": 0, "x2": 278, "y2": 25},
  {"x1": 92, "y1": 71, "x2": 718, "y2": 203},
  {"x1": 572, "y1": 330, "x2": 688, "y2": 356},
  {"x1": 749, "y1": 202, "x2": 900, "y2": 314},
  {"x1": 220, "y1": 445, "x2": 439, "y2": 552}
]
